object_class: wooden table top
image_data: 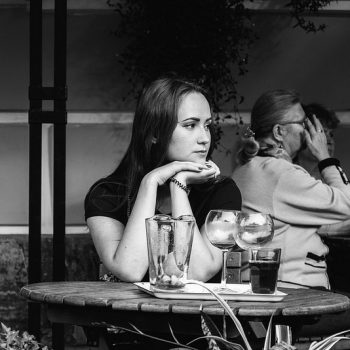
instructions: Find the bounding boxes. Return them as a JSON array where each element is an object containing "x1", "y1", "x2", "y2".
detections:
[{"x1": 20, "y1": 281, "x2": 350, "y2": 318}]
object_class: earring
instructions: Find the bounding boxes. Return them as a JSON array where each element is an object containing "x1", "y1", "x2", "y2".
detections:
[
  {"x1": 152, "y1": 137, "x2": 157, "y2": 144},
  {"x1": 244, "y1": 126, "x2": 255, "y2": 138}
]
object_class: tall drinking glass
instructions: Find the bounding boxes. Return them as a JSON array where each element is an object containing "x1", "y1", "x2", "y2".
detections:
[
  {"x1": 173, "y1": 215, "x2": 195, "y2": 283},
  {"x1": 236, "y1": 212, "x2": 274, "y2": 260},
  {"x1": 146, "y1": 214, "x2": 195, "y2": 290},
  {"x1": 204, "y1": 210, "x2": 240, "y2": 292}
]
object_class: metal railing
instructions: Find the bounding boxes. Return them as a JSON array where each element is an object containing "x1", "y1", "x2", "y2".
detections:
[{"x1": 28, "y1": 1, "x2": 67, "y2": 349}]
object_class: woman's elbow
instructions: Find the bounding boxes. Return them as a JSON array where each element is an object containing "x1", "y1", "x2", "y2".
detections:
[
  {"x1": 116, "y1": 271, "x2": 144, "y2": 283},
  {"x1": 104, "y1": 260, "x2": 146, "y2": 282}
]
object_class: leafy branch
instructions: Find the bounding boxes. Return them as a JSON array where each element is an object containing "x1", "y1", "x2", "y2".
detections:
[
  {"x1": 286, "y1": 1, "x2": 334, "y2": 33},
  {"x1": 107, "y1": 0, "x2": 337, "y2": 148},
  {"x1": 108, "y1": 0, "x2": 256, "y2": 114},
  {"x1": 108, "y1": 0, "x2": 337, "y2": 108}
]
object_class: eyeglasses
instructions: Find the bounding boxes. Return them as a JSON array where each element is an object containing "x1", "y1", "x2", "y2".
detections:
[{"x1": 279, "y1": 119, "x2": 307, "y2": 129}]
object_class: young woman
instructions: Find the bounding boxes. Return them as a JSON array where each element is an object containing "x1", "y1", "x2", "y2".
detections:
[
  {"x1": 85, "y1": 76, "x2": 242, "y2": 283},
  {"x1": 232, "y1": 89, "x2": 350, "y2": 289}
]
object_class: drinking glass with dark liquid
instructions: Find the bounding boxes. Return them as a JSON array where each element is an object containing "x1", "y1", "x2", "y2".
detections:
[{"x1": 249, "y1": 248, "x2": 281, "y2": 294}]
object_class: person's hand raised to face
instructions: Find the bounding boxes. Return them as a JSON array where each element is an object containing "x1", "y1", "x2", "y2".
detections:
[{"x1": 304, "y1": 114, "x2": 331, "y2": 162}]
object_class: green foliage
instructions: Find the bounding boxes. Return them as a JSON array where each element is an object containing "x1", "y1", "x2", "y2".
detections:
[
  {"x1": 108, "y1": 0, "x2": 336, "y2": 110},
  {"x1": 108, "y1": 0, "x2": 256, "y2": 113},
  {"x1": 0, "y1": 323, "x2": 49, "y2": 350},
  {"x1": 286, "y1": 0, "x2": 334, "y2": 32},
  {"x1": 107, "y1": 0, "x2": 336, "y2": 147}
]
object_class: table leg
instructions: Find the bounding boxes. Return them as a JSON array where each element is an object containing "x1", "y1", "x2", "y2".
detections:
[
  {"x1": 275, "y1": 325, "x2": 292, "y2": 345},
  {"x1": 52, "y1": 323, "x2": 65, "y2": 350},
  {"x1": 28, "y1": 302, "x2": 41, "y2": 341}
]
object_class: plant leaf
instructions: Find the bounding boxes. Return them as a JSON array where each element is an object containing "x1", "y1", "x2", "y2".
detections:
[
  {"x1": 263, "y1": 313, "x2": 274, "y2": 350},
  {"x1": 185, "y1": 280, "x2": 253, "y2": 350},
  {"x1": 200, "y1": 313, "x2": 222, "y2": 349},
  {"x1": 104, "y1": 323, "x2": 197, "y2": 350},
  {"x1": 200, "y1": 307, "x2": 223, "y2": 338},
  {"x1": 1, "y1": 323, "x2": 10, "y2": 334},
  {"x1": 188, "y1": 335, "x2": 244, "y2": 350},
  {"x1": 309, "y1": 329, "x2": 350, "y2": 350},
  {"x1": 168, "y1": 323, "x2": 181, "y2": 344}
]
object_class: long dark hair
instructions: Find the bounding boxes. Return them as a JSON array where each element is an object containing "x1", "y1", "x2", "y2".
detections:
[{"x1": 114, "y1": 75, "x2": 215, "y2": 207}]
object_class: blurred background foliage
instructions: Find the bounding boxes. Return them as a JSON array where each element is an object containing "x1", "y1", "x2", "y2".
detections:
[
  {"x1": 107, "y1": 0, "x2": 334, "y2": 143},
  {"x1": 108, "y1": 0, "x2": 333, "y2": 108}
]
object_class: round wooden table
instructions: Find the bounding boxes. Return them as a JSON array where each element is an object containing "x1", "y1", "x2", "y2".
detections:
[{"x1": 20, "y1": 281, "x2": 350, "y2": 349}]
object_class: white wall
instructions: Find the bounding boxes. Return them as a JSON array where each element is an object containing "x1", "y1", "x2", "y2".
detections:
[{"x1": 2, "y1": 113, "x2": 349, "y2": 225}]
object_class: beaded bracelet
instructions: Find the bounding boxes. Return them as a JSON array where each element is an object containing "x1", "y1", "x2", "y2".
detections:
[{"x1": 169, "y1": 177, "x2": 190, "y2": 195}]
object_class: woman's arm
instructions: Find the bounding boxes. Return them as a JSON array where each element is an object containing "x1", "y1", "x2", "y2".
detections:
[
  {"x1": 87, "y1": 161, "x2": 207, "y2": 282},
  {"x1": 318, "y1": 219, "x2": 350, "y2": 237},
  {"x1": 170, "y1": 168, "x2": 242, "y2": 282},
  {"x1": 169, "y1": 177, "x2": 222, "y2": 281},
  {"x1": 274, "y1": 163, "x2": 350, "y2": 226},
  {"x1": 88, "y1": 176, "x2": 158, "y2": 282},
  {"x1": 272, "y1": 116, "x2": 350, "y2": 226}
]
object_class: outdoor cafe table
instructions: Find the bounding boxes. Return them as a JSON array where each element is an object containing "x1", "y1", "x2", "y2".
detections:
[{"x1": 20, "y1": 281, "x2": 350, "y2": 349}]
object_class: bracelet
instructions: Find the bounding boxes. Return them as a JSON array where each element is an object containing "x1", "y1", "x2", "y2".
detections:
[
  {"x1": 336, "y1": 165, "x2": 350, "y2": 185},
  {"x1": 169, "y1": 177, "x2": 190, "y2": 195},
  {"x1": 318, "y1": 157, "x2": 340, "y2": 173},
  {"x1": 318, "y1": 158, "x2": 349, "y2": 185}
]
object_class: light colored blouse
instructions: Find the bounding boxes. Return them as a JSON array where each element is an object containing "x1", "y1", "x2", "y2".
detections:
[{"x1": 232, "y1": 156, "x2": 350, "y2": 289}]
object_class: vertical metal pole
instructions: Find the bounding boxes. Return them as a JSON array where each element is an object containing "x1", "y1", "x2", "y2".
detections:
[
  {"x1": 52, "y1": 0, "x2": 67, "y2": 349},
  {"x1": 28, "y1": 0, "x2": 68, "y2": 347},
  {"x1": 53, "y1": 0, "x2": 67, "y2": 284},
  {"x1": 28, "y1": 0, "x2": 42, "y2": 340}
]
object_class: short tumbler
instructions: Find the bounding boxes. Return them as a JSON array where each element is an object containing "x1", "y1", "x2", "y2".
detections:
[{"x1": 249, "y1": 248, "x2": 281, "y2": 294}]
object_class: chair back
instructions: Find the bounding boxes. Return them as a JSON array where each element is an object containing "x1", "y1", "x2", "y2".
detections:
[{"x1": 227, "y1": 250, "x2": 250, "y2": 283}]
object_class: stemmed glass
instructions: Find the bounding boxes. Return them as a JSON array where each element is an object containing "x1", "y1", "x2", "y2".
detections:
[
  {"x1": 205, "y1": 209, "x2": 240, "y2": 292},
  {"x1": 235, "y1": 212, "x2": 274, "y2": 259}
]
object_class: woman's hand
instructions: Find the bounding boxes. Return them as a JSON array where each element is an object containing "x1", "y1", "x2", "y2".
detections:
[
  {"x1": 205, "y1": 160, "x2": 221, "y2": 178},
  {"x1": 174, "y1": 160, "x2": 220, "y2": 185},
  {"x1": 143, "y1": 161, "x2": 205, "y2": 186},
  {"x1": 304, "y1": 115, "x2": 330, "y2": 162}
]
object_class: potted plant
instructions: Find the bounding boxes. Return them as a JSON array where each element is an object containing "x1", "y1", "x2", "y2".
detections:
[{"x1": 0, "y1": 323, "x2": 49, "y2": 350}]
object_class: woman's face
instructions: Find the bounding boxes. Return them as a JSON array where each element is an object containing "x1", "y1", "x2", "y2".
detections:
[
  {"x1": 280, "y1": 103, "x2": 307, "y2": 158},
  {"x1": 166, "y1": 92, "x2": 212, "y2": 165}
]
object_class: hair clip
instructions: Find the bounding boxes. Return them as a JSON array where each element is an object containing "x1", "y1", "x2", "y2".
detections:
[{"x1": 244, "y1": 126, "x2": 255, "y2": 138}]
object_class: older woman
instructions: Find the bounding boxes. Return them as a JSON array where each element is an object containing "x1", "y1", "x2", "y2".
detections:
[{"x1": 232, "y1": 89, "x2": 350, "y2": 289}]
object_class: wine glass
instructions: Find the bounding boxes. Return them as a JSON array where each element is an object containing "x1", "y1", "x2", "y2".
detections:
[
  {"x1": 236, "y1": 212, "x2": 274, "y2": 259},
  {"x1": 205, "y1": 209, "x2": 240, "y2": 292}
]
